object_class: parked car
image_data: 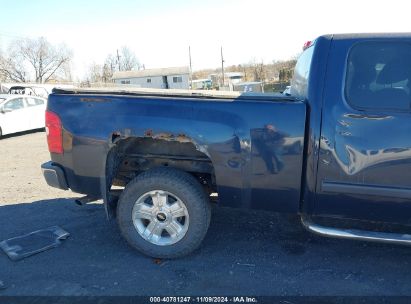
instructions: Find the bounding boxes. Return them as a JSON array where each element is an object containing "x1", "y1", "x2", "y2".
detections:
[
  {"x1": 0, "y1": 94, "x2": 47, "y2": 136},
  {"x1": 42, "y1": 33, "x2": 411, "y2": 258},
  {"x1": 8, "y1": 85, "x2": 50, "y2": 98}
]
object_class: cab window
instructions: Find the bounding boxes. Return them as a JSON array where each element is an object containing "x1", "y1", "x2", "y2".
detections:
[
  {"x1": 290, "y1": 43, "x2": 314, "y2": 100},
  {"x1": 346, "y1": 41, "x2": 411, "y2": 111}
]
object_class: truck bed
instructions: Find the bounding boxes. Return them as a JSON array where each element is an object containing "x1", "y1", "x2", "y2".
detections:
[
  {"x1": 47, "y1": 87, "x2": 306, "y2": 215},
  {"x1": 52, "y1": 87, "x2": 298, "y2": 102}
]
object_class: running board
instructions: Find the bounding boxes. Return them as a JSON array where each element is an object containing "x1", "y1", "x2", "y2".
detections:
[{"x1": 301, "y1": 216, "x2": 411, "y2": 246}]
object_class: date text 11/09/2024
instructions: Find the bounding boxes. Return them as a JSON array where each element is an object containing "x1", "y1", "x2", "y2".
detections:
[{"x1": 149, "y1": 296, "x2": 258, "y2": 303}]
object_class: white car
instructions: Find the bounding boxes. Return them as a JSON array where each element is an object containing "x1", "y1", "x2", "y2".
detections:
[{"x1": 0, "y1": 94, "x2": 47, "y2": 136}]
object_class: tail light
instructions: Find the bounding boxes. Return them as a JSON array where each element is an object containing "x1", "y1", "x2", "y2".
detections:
[
  {"x1": 45, "y1": 111, "x2": 63, "y2": 154},
  {"x1": 303, "y1": 41, "x2": 312, "y2": 51}
]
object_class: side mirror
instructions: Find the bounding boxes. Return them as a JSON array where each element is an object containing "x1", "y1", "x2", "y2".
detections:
[{"x1": 1, "y1": 107, "x2": 12, "y2": 113}]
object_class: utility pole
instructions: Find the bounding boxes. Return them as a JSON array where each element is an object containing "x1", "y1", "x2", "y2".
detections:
[
  {"x1": 189, "y1": 46, "x2": 192, "y2": 89},
  {"x1": 116, "y1": 49, "x2": 121, "y2": 71},
  {"x1": 221, "y1": 46, "x2": 225, "y2": 87}
]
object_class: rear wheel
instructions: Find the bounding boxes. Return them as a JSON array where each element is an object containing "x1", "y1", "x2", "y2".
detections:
[{"x1": 117, "y1": 168, "x2": 211, "y2": 258}]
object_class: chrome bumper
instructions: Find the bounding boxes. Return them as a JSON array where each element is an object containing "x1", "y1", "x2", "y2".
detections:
[{"x1": 41, "y1": 161, "x2": 69, "y2": 190}]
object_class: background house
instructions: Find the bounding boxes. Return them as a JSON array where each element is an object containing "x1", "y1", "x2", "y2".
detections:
[{"x1": 112, "y1": 67, "x2": 190, "y2": 89}]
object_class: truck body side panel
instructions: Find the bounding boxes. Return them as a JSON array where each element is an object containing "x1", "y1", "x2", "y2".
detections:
[{"x1": 47, "y1": 94, "x2": 306, "y2": 213}]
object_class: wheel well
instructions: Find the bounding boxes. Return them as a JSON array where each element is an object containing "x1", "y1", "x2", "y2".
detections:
[{"x1": 105, "y1": 137, "x2": 217, "y2": 215}]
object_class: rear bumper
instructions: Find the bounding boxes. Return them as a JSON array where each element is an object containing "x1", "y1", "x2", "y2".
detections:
[{"x1": 41, "y1": 161, "x2": 69, "y2": 190}]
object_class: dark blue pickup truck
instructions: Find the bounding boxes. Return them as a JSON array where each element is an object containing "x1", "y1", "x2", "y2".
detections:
[{"x1": 42, "y1": 33, "x2": 411, "y2": 258}]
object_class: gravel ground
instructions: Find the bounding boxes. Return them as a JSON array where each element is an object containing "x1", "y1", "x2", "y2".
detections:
[
  {"x1": 0, "y1": 130, "x2": 77, "y2": 204},
  {"x1": 1, "y1": 131, "x2": 411, "y2": 299}
]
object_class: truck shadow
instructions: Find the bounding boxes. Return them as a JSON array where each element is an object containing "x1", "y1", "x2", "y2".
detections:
[{"x1": 1, "y1": 199, "x2": 411, "y2": 295}]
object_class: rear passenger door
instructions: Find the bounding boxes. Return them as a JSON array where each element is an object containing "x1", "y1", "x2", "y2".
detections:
[
  {"x1": 315, "y1": 39, "x2": 411, "y2": 224},
  {"x1": 25, "y1": 97, "x2": 46, "y2": 129}
]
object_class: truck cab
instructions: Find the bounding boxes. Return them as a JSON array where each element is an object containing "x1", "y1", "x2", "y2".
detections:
[{"x1": 298, "y1": 35, "x2": 411, "y2": 225}]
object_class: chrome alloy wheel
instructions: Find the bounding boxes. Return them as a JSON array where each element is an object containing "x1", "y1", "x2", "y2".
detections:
[{"x1": 132, "y1": 190, "x2": 190, "y2": 246}]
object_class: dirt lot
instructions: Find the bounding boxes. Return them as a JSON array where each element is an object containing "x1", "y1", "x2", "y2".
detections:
[
  {"x1": 0, "y1": 131, "x2": 77, "y2": 204},
  {"x1": 1, "y1": 131, "x2": 411, "y2": 299}
]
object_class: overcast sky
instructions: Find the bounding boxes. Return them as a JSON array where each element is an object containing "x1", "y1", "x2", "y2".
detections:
[{"x1": 1, "y1": 0, "x2": 411, "y2": 80}]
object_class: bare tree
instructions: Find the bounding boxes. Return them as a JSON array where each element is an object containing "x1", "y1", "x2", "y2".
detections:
[
  {"x1": 6, "y1": 37, "x2": 73, "y2": 83},
  {"x1": 102, "y1": 54, "x2": 117, "y2": 81},
  {"x1": 119, "y1": 46, "x2": 140, "y2": 71},
  {"x1": 101, "y1": 47, "x2": 139, "y2": 76},
  {"x1": 87, "y1": 62, "x2": 103, "y2": 83},
  {"x1": 86, "y1": 61, "x2": 115, "y2": 84},
  {"x1": 0, "y1": 50, "x2": 28, "y2": 82},
  {"x1": 247, "y1": 58, "x2": 266, "y2": 82},
  {"x1": 105, "y1": 54, "x2": 117, "y2": 71},
  {"x1": 0, "y1": 51, "x2": 4, "y2": 82},
  {"x1": 102, "y1": 64, "x2": 113, "y2": 83},
  {"x1": 60, "y1": 61, "x2": 73, "y2": 82}
]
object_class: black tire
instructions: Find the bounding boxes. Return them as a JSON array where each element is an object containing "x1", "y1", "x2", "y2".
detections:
[{"x1": 117, "y1": 167, "x2": 211, "y2": 258}]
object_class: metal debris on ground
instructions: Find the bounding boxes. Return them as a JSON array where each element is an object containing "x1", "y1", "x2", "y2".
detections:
[{"x1": 0, "y1": 226, "x2": 70, "y2": 261}]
